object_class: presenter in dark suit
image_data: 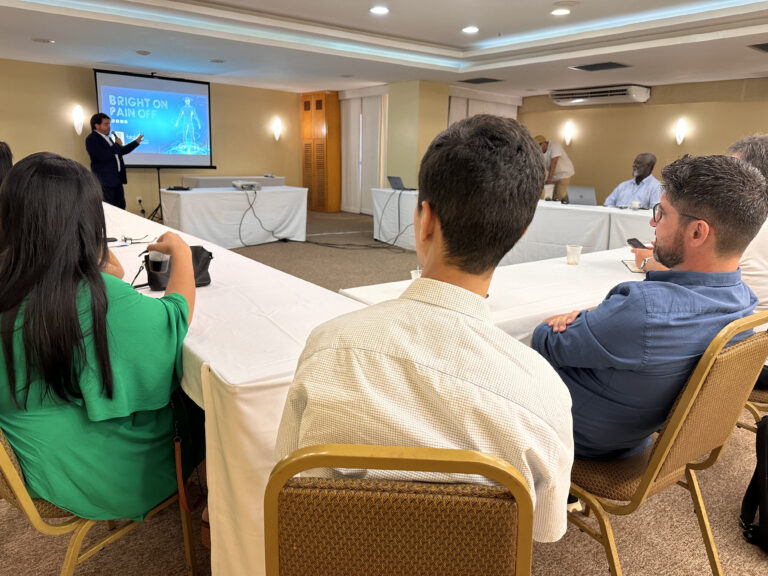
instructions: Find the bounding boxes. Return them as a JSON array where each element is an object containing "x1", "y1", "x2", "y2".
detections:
[{"x1": 85, "y1": 113, "x2": 143, "y2": 209}]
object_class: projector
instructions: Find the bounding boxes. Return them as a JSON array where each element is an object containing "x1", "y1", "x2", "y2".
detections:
[{"x1": 232, "y1": 180, "x2": 262, "y2": 191}]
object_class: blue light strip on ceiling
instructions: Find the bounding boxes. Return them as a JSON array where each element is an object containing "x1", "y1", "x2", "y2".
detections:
[
  {"x1": 17, "y1": 0, "x2": 765, "y2": 67},
  {"x1": 475, "y1": 0, "x2": 767, "y2": 50},
  {"x1": 17, "y1": 0, "x2": 464, "y2": 68}
]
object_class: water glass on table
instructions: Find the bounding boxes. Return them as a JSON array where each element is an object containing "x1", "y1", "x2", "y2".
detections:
[{"x1": 566, "y1": 244, "x2": 582, "y2": 265}]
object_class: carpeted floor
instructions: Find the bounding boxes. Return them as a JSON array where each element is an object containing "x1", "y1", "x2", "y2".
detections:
[
  {"x1": 4, "y1": 212, "x2": 768, "y2": 575},
  {"x1": 233, "y1": 211, "x2": 419, "y2": 292}
]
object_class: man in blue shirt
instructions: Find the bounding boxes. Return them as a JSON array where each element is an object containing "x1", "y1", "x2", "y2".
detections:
[
  {"x1": 603, "y1": 153, "x2": 662, "y2": 209},
  {"x1": 532, "y1": 154, "x2": 768, "y2": 459}
]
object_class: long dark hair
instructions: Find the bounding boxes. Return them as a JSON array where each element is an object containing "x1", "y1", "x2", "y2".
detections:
[
  {"x1": 0, "y1": 142, "x2": 11, "y2": 187},
  {"x1": 0, "y1": 152, "x2": 113, "y2": 408}
]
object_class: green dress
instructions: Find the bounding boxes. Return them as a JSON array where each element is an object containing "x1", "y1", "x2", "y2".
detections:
[{"x1": 0, "y1": 273, "x2": 203, "y2": 521}]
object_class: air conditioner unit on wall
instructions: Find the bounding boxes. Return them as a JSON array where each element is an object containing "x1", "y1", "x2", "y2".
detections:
[{"x1": 549, "y1": 85, "x2": 651, "y2": 106}]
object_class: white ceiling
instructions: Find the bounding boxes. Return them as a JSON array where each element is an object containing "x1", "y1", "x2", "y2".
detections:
[{"x1": 2, "y1": 0, "x2": 768, "y2": 96}]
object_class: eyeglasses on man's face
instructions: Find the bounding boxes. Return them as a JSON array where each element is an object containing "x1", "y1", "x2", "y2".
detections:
[{"x1": 652, "y1": 203, "x2": 705, "y2": 224}]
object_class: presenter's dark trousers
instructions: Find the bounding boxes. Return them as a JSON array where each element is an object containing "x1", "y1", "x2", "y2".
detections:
[{"x1": 102, "y1": 184, "x2": 126, "y2": 210}]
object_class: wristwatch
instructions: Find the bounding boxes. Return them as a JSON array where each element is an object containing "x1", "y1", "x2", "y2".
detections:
[{"x1": 640, "y1": 257, "x2": 652, "y2": 271}]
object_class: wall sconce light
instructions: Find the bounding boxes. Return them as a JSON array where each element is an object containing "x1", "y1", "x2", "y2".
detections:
[
  {"x1": 271, "y1": 117, "x2": 282, "y2": 141},
  {"x1": 675, "y1": 118, "x2": 687, "y2": 145},
  {"x1": 563, "y1": 120, "x2": 575, "y2": 145},
  {"x1": 72, "y1": 104, "x2": 84, "y2": 135}
]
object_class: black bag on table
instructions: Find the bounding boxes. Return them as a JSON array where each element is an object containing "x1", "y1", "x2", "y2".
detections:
[
  {"x1": 741, "y1": 415, "x2": 768, "y2": 552},
  {"x1": 140, "y1": 245, "x2": 213, "y2": 291}
]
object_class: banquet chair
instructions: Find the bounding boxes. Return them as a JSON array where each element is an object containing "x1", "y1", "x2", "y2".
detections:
[
  {"x1": 568, "y1": 310, "x2": 768, "y2": 576},
  {"x1": 264, "y1": 444, "x2": 535, "y2": 576},
  {"x1": 738, "y1": 386, "x2": 768, "y2": 433},
  {"x1": 0, "y1": 427, "x2": 198, "y2": 576}
]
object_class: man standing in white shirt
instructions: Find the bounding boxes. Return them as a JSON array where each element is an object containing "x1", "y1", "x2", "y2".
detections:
[
  {"x1": 535, "y1": 134, "x2": 575, "y2": 201},
  {"x1": 604, "y1": 153, "x2": 662, "y2": 209},
  {"x1": 277, "y1": 115, "x2": 575, "y2": 543}
]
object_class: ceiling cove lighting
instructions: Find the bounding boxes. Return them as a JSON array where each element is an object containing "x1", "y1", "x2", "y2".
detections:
[
  {"x1": 370, "y1": 6, "x2": 389, "y2": 15},
  {"x1": 462, "y1": 26, "x2": 479, "y2": 34},
  {"x1": 477, "y1": 0, "x2": 767, "y2": 50}
]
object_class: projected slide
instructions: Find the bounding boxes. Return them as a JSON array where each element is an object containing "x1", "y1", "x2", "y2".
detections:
[{"x1": 95, "y1": 70, "x2": 212, "y2": 168}]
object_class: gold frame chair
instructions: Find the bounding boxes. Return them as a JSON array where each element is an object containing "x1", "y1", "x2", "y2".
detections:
[
  {"x1": 739, "y1": 388, "x2": 768, "y2": 433},
  {"x1": 265, "y1": 444, "x2": 535, "y2": 576},
  {"x1": 0, "y1": 428, "x2": 198, "y2": 576},
  {"x1": 568, "y1": 310, "x2": 768, "y2": 576}
]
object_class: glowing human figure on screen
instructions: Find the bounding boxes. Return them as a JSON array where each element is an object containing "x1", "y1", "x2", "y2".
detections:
[{"x1": 175, "y1": 97, "x2": 201, "y2": 153}]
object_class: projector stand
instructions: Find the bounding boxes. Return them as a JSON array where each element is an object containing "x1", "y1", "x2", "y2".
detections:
[{"x1": 148, "y1": 167, "x2": 164, "y2": 222}]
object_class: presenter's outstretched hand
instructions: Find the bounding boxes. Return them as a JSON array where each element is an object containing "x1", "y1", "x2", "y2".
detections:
[{"x1": 136, "y1": 133, "x2": 144, "y2": 144}]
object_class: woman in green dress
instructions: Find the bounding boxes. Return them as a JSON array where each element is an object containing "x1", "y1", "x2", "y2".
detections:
[{"x1": 0, "y1": 152, "x2": 204, "y2": 521}]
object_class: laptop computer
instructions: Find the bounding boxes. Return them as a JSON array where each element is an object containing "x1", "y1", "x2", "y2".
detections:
[
  {"x1": 567, "y1": 186, "x2": 597, "y2": 206},
  {"x1": 387, "y1": 176, "x2": 416, "y2": 191}
]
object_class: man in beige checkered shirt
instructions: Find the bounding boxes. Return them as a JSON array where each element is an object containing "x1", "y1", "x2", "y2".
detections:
[{"x1": 277, "y1": 115, "x2": 575, "y2": 542}]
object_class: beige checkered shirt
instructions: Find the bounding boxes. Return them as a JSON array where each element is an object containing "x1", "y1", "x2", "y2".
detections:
[{"x1": 276, "y1": 278, "x2": 574, "y2": 542}]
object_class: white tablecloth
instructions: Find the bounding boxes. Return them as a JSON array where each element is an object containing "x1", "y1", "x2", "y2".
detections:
[
  {"x1": 103, "y1": 204, "x2": 363, "y2": 576},
  {"x1": 182, "y1": 175, "x2": 286, "y2": 188},
  {"x1": 608, "y1": 208, "x2": 654, "y2": 248},
  {"x1": 370, "y1": 193, "x2": 655, "y2": 262},
  {"x1": 160, "y1": 186, "x2": 307, "y2": 249},
  {"x1": 498, "y1": 202, "x2": 654, "y2": 266},
  {"x1": 371, "y1": 188, "x2": 417, "y2": 250},
  {"x1": 340, "y1": 247, "x2": 640, "y2": 343}
]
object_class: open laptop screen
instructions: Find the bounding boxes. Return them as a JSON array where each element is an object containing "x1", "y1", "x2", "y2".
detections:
[
  {"x1": 387, "y1": 176, "x2": 415, "y2": 191},
  {"x1": 568, "y1": 186, "x2": 597, "y2": 206}
]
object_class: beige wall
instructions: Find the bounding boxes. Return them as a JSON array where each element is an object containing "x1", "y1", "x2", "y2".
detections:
[
  {"x1": 386, "y1": 81, "x2": 420, "y2": 187},
  {"x1": 0, "y1": 58, "x2": 302, "y2": 215},
  {"x1": 386, "y1": 81, "x2": 449, "y2": 187},
  {"x1": 416, "y1": 81, "x2": 450, "y2": 162},
  {"x1": 518, "y1": 79, "x2": 768, "y2": 203}
]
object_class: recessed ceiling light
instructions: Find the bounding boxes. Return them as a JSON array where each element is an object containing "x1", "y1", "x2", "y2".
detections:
[
  {"x1": 370, "y1": 6, "x2": 389, "y2": 15},
  {"x1": 31, "y1": 38, "x2": 55, "y2": 44},
  {"x1": 462, "y1": 26, "x2": 479, "y2": 35},
  {"x1": 551, "y1": 1, "x2": 578, "y2": 16},
  {"x1": 135, "y1": 50, "x2": 151, "y2": 56},
  {"x1": 209, "y1": 58, "x2": 226, "y2": 63}
]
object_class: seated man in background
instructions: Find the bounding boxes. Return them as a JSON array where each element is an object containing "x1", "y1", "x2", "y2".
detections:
[
  {"x1": 633, "y1": 136, "x2": 768, "y2": 389},
  {"x1": 532, "y1": 154, "x2": 767, "y2": 460},
  {"x1": 277, "y1": 115, "x2": 575, "y2": 543},
  {"x1": 603, "y1": 152, "x2": 662, "y2": 209}
]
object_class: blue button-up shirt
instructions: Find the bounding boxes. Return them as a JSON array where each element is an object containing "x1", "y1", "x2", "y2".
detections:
[
  {"x1": 603, "y1": 174, "x2": 662, "y2": 209},
  {"x1": 531, "y1": 269, "x2": 757, "y2": 459}
]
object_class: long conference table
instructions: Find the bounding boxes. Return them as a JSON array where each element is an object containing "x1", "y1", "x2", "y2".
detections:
[
  {"x1": 103, "y1": 203, "x2": 363, "y2": 576},
  {"x1": 341, "y1": 247, "x2": 641, "y2": 343},
  {"x1": 105, "y1": 202, "x2": 642, "y2": 574},
  {"x1": 372, "y1": 188, "x2": 654, "y2": 265},
  {"x1": 160, "y1": 186, "x2": 307, "y2": 249}
]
